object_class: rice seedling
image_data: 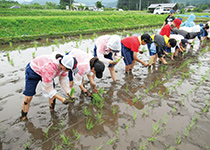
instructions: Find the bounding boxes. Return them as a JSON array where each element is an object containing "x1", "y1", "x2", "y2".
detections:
[
  {"x1": 184, "y1": 126, "x2": 190, "y2": 137},
  {"x1": 145, "y1": 88, "x2": 149, "y2": 94},
  {"x1": 76, "y1": 41, "x2": 79, "y2": 48},
  {"x1": 18, "y1": 46, "x2": 21, "y2": 53},
  {"x1": 142, "y1": 108, "x2": 147, "y2": 116},
  {"x1": 83, "y1": 106, "x2": 91, "y2": 116},
  {"x1": 125, "y1": 121, "x2": 131, "y2": 131},
  {"x1": 79, "y1": 34, "x2": 82, "y2": 42},
  {"x1": 63, "y1": 36, "x2": 65, "y2": 40},
  {"x1": 115, "y1": 128, "x2": 119, "y2": 139},
  {"x1": 126, "y1": 84, "x2": 128, "y2": 92},
  {"x1": 133, "y1": 97, "x2": 137, "y2": 103},
  {"x1": 152, "y1": 99, "x2": 155, "y2": 105},
  {"x1": 95, "y1": 141, "x2": 103, "y2": 150},
  {"x1": 58, "y1": 119, "x2": 66, "y2": 129},
  {"x1": 70, "y1": 87, "x2": 75, "y2": 98},
  {"x1": 133, "y1": 110, "x2": 137, "y2": 121},
  {"x1": 175, "y1": 135, "x2": 181, "y2": 145},
  {"x1": 86, "y1": 118, "x2": 95, "y2": 130},
  {"x1": 95, "y1": 111, "x2": 104, "y2": 125},
  {"x1": 112, "y1": 105, "x2": 118, "y2": 114},
  {"x1": 61, "y1": 134, "x2": 72, "y2": 146},
  {"x1": 34, "y1": 41, "x2": 37, "y2": 50},
  {"x1": 93, "y1": 32, "x2": 97, "y2": 38},
  {"x1": 54, "y1": 143, "x2": 62, "y2": 150},
  {"x1": 87, "y1": 47, "x2": 89, "y2": 53},
  {"x1": 139, "y1": 140, "x2": 147, "y2": 150},
  {"x1": 203, "y1": 105, "x2": 208, "y2": 113},
  {"x1": 46, "y1": 38, "x2": 48, "y2": 43},
  {"x1": 6, "y1": 52, "x2": 10, "y2": 60},
  {"x1": 205, "y1": 143, "x2": 210, "y2": 150},
  {"x1": 44, "y1": 128, "x2": 49, "y2": 138},
  {"x1": 72, "y1": 129, "x2": 81, "y2": 140},
  {"x1": 150, "y1": 84, "x2": 153, "y2": 90},
  {"x1": 32, "y1": 52, "x2": 35, "y2": 59},
  {"x1": 9, "y1": 42, "x2": 13, "y2": 47},
  {"x1": 168, "y1": 146, "x2": 174, "y2": 150},
  {"x1": 152, "y1": 120, "x2": 162, "y2": 136},
  {"x1": 148, "y1": 136, "x2": 157, "y2": 143},
  {"x1": 162, "y1": 114, "x2": 168, "y2": 125},
  {"x1": 10, "y1": 58, "x2": 14, "y2": 66},
  {"x1": 172, "y1": 105, "x2": 176, "y2": 114},
  {"x1": 55, "y1": 39, "x2": 59, "y2": 48},
  {"x1": 52, "y1": 46, "x2": 55, "y2": 52},
  {"x1": 107, "y1": 137, "x2": 116, "y2": 145},
  {"x1": 24, "y1": 140, "x2": 30, "y2": 150}
]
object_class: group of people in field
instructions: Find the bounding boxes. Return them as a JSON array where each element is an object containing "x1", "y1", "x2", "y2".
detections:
[{"x1": 20, "y1": 10, "x2": 210, "y2": 120}]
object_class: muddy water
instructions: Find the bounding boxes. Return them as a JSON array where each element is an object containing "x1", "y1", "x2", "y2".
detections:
[{"x1": 0, "y1": 31, "x2": 210, "y2": 150}]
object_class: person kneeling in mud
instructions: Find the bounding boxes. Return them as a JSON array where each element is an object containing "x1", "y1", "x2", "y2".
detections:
[
  {"x1": 121, "y1": 33, "x2": 153, "y2": 73},
  {"x1": 147, "y1": 34, "x2": 177, "y2": 65},
  {"x1": 67, "y1": 48, "x2": 105, "y2": 97},
  {"x1": 21, "y1": 53, "x2": 79, "y2": 121}
]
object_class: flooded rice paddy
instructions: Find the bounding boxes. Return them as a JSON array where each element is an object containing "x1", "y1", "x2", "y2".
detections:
[{"x1": 0, "y1": 30, "x2": 210, "y2": 150}]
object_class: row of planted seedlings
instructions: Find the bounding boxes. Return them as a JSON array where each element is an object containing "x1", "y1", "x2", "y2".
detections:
[
  {"x1": 5, "y1": 23, "x2": 161, "y2": 65},
  {"x1": 4, "y1": 25, "x2": 138, "y2": 65},
  {"x1": 11, "y1": 27, "x2": 209, "y2": 149},
  {"x1": 137, "y1": 43, "x2": 210, "y2": 149}
]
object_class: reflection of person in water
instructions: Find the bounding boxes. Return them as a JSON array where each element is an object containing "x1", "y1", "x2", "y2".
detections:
[
  {"x1": 25, "y1": 119, "x2": 60, "y2": 149},
  {"x1": 115, "y1": 74, "x2": 145, "y2": 110},
  {"x1": 21, "y1": 52, "x2": 78, "y2": 120}
]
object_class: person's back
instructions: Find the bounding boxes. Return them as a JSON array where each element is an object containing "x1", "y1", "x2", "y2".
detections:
[{"x1": 68, "y1": 48, "x2": 91, "y2": 77}]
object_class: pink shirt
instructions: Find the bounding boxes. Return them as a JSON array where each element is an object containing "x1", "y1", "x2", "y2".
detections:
[
  {"x1": 30, "y1": 54, "x2": 67, "y2": 83},
  {"x1": 95, "y1": 35, "x2": 111, "y2": 65},
  {"x1": 30, "y1": 53, "x2": 70, "y2": 98},
  {"x1": 69, "y1": 48, "x2": 93, "y2": 85}
]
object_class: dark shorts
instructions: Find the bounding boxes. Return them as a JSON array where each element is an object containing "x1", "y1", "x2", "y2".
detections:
[
  {"x1": 23, "y1": 63, "x2": 56, "y2": 96},
  {"x1": 93, "y1": 45, "x2": 114, "y2": 67},
  {"x1": 147, "y1": 43, "x2": 156, "y2": 56},
  {"x1": 164, "y1": 46, "x2": 171, "y2": 53},
  {"x1": 23, "y1": 63, "x2": 42, "y2": 96},
  {"x1": 121, "y1": 43, "x2": 134, "y2": 66}
]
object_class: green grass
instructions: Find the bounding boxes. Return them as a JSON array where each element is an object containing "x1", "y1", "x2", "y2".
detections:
[{"x1": 0, "y1": 10, "x2": 167, "y2": 44}]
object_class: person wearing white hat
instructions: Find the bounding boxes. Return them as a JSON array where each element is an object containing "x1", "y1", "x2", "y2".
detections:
[
  {"x1": 21, "y1": 52, "x2": 78, "y2": 121},
  {"x1": 93, "y1": 35, "x2": 122, "y2": 82},
  {"x1": 67, "y1": 48, "x2": 105, "y2": 97}
]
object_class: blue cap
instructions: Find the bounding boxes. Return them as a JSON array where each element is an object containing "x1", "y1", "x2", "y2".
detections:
[{"x1": 170, "y1": 9, "x2": 175, "y2": 13}]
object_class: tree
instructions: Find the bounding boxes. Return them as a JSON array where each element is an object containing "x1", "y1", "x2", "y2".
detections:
[
  {"x1": 201, "y1": 4, "x2": 208, "y2": 10},
  {"x1": 96, "y1": 1, "x2": 103, "y2": 9},
  {"x1": 59, "y1": 0, "x2": 74, "y2": 9}
]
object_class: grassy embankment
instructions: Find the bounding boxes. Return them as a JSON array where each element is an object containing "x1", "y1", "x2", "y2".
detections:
[{"x1": 0, "y1": 9, "x2": 209, "y2": 44}]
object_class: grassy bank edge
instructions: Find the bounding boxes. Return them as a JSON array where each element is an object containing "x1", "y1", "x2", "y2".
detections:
[{"x1": 0, "y1": 23, "x2": 161, "y2": 45}]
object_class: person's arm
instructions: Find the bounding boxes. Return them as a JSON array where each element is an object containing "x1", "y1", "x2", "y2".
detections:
[
  {"x1": 59, "y1": 75, "x2": 71, "y2": 95},
  {"x1": 133, "y1": 52, "x2": 148, "y2": 66},
  {"x1": 87, "y1": 74, "x2": 98, "y2": 93},
  {"x1": 42, "y1": 81, "x2": 67, "y2": 103}
]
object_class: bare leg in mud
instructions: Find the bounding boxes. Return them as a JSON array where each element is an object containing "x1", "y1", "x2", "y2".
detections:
[
  {"x1": 21, "y1": 96, "x2": 33, "y2": 121},
  {"x1": 49, "y1": 98, "x2": 56, "y2": 111},
  {"x1": 109, "y1": 67, "x2": 117, "y2": 82},
  {"x1": 125, "y1": 60, "x2": 136, "y2": 73}
]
